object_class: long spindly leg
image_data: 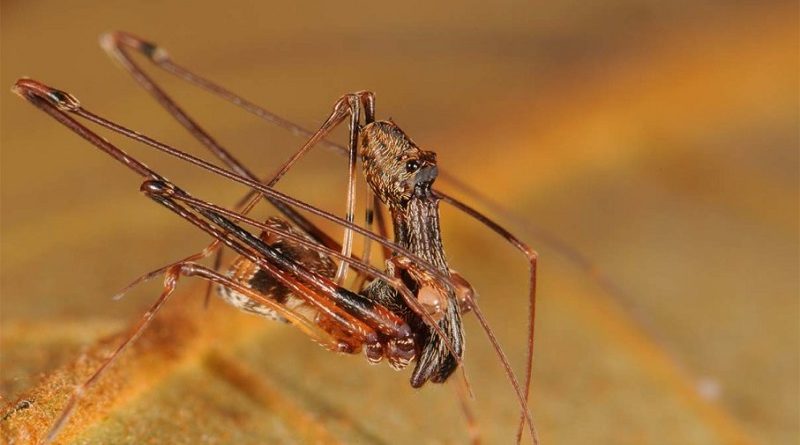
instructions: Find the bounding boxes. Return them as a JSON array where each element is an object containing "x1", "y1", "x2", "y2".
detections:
[
  {"x1": 100, "y1": 32, "x2": 373, "y2": 284},
  {"x1": 246, "y1": 90, "x2": 366, "y2": 287},
  {"x1": 43, "y1": 265, "x2": 179, "y2": 444},
  {"x1": 106, "y1": 29, "x2": 357, "y2": 298},
  {"x1": 98, "y1": 31, "x2": 339, "y2": 249},
  {"x1": 100, "y1": 31, "x2": 368, "y2": 263},
  {"x1": 241, "y1": 90, "x2": 375, "y2": 287},
  {"x1": 43, "y1": 259, "x2": 368, "y2": 444},
  {"x1": 103, "y1": 33, "x2": 386, "y2": 292},
  {"x1": 333, "y1": 94, "x2": 360, "y2": 285},
  {"x1": 352, "y1": 189, "x2": 378, "y2": 293},
  {"x1": 98, "y1": 32, "x2": 345, "y2": 161},
  {"x1": 112, "y1": 235, "x2": 220, "y2": 301},
  {"x1": 195, "y1": 90, "x2": 362, "y2": 304},
  {"x1": 205, "y1": 90, "x2": 372, "y2": 296},
  {"x1": 434, "y1": 191, "x2": 539, "y2": 444},
  {"x1": 107, "y1": 30, "x2": 369, "y2": 291},
  {"x1": 453, "y1": 377, "x2": 481, "y2": 445},
  {"x1": 100, "y1": 31, "x2": 337, "y2": 296}
]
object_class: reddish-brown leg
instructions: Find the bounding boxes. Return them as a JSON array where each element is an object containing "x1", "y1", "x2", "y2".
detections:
[
  {"x1": 99, "y1": 31, "x2": 338, "y2": 249},
  {"x1": 454, "y1": 377, "x2": 482, "y2": 445},
  {"x1": 352, "y1": 189, "x2": 378, "y2": 293},
  {"x1": 112, "y1": 237, "x2": 221, "y2": 301},
  {"x1": 101, "y1": 31, "x2": 373, "y2": 289},
  {"x1": 100, "y1": 32, "x2": 379, "y2": 287},
  {"x1": 42, "y1": 260, "x2": 367, "y2": 444},
  {"x1": 435, "y1": 191, "x2": 539, "y2": 444}
]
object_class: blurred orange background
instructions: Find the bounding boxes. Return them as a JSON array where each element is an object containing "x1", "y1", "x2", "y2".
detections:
[{"x1": 1, "y1": 1, "x2": 797, "y2": 444}]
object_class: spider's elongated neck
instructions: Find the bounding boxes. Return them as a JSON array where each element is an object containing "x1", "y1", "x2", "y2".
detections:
[
  {"x1": 391, "y1": 189, "x2": 463, "y2": 387},
  {"x1": 391, "y1": 192, "x2": 450, "y2": 275}
]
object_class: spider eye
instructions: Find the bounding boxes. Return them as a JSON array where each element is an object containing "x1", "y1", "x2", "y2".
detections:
[{"x1": 405, "y1": 159, "x2": 420, "y2": 173}]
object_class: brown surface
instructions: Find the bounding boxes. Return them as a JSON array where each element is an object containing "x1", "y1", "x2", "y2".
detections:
[{"x1": 1, "y1": 1, "x2": 797, "y2": 444}]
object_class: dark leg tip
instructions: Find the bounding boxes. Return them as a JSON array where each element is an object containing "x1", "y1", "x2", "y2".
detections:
[
  {"x1": 140, "y1": 179, "x2": 176, "y2": 196},
  {"x1": 12, "y1": 78, "x2": 80, "y2": 111},
  {"x1": 99, "y1": 31, "x2": 169, "y2": 62}
]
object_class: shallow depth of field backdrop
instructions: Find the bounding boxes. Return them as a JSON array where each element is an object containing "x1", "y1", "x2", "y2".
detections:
[{"x1": 1, "y1": 1, "x2": 797, "y2": 444}]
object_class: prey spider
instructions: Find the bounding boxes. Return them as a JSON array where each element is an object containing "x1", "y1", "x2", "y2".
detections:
[{"x1": 11, "y1": 31, "x2": 540, "y2": 444}]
